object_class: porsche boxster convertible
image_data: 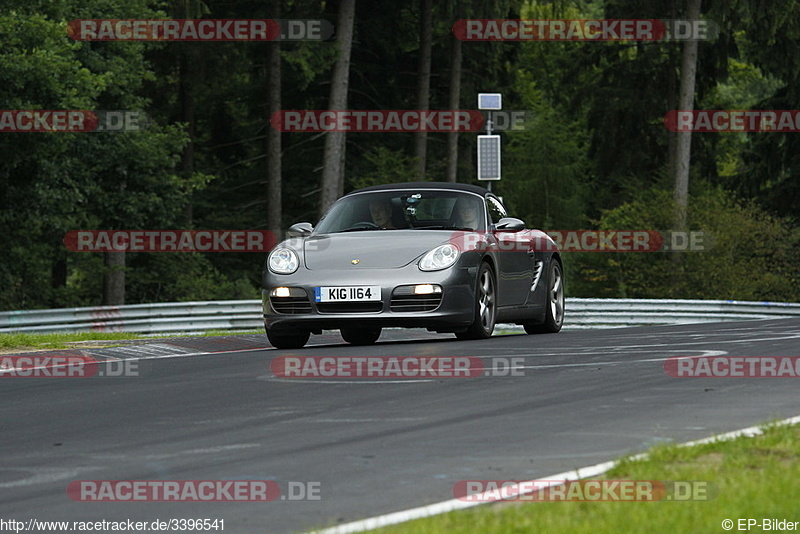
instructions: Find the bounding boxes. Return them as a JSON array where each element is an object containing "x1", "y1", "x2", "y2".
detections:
[{"x1": 262, "y1": 182, "x2": 564, "y2": 349}]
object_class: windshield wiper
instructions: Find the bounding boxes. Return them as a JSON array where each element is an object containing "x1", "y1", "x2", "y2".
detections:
[
  {"x1": 412, "y1": 225, "x2": 475, "y2": 231},
  {"x1": 337, "y1": 227, "x2": 393, "y2": 233}
]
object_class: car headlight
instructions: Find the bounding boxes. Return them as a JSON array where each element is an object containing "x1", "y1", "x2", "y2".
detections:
[
  {"x1": 268, "y1": 247, "x2": 299, "y2": 274},
  {"x1": 419, "y1": 244, "x2": 459, "y2": 271}
]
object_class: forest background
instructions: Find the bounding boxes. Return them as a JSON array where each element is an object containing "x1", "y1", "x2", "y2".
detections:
[{"x1": 1, "y1": 0, "x2": 798, "y2": 310}]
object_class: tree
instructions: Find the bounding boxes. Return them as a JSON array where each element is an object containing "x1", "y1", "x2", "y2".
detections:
[
  {"x1": 0, "y1": 1, "x2": 194, "y2": 309},
  {"x1": 319, "y1": 0, "x2": 356, "y2": 216},
  {"x1": 672, "y1": 0, "x2": 702, "y2": 233},
  {"x1": 445, "y1": 3, "x2": 463, "y2": 182},
  {"x1": 413, "y1": 0, "x2": 433, "y2": 179},
  {"x1": 266, "y1": 0, "x2": 282, "y2": 232},
  {"x1": 569, "y1": 186, "x2": 800, "y2": 301}
]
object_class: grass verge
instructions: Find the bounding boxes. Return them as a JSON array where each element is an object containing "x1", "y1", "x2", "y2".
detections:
[
  {"x1": 0, "y1": 332, "x2": 147, "y2": 351},
  {"x1": 0, "y1": 330, "x2": 264, "y2": 352},
  {"x1": 365, "y1": 421, "x2": 800, "y2": 534}
]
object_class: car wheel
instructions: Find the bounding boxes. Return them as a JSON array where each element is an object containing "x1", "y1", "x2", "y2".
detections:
[
  {"x1": 266, "y1": 329, "x2": 310, "y2": 349},
  {"x1": 524, "y1": 260, "x2": 564, "y2": 334},
  {"x1": 340, "y1": 327, "x2": 382, "y2": 345},
  {"x1": 456, "y1": 262, "x2": 496, "y2": 340}
]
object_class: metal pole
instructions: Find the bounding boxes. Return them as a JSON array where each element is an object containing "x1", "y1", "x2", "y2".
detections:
[{"x1": 486, "y1": 111, "x2": 493, "y2": 192}]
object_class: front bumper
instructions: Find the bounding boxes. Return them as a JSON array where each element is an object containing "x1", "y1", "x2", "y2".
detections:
[{"x1": 263, "y1": 262, "x2": 477, "y2": 333}]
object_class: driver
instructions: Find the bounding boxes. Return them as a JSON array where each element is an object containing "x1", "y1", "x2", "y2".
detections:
[
  {"x1": 456, "y1": 200, "x2": 481, "y2": 230},
  {"x1": 369, "y1": 199, "x2": 397, "y2": 229}
]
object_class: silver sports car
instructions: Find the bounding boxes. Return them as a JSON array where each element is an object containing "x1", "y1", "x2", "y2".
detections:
[{"x1": 262, "y1": 182, "x2": 564, "y2": 349}]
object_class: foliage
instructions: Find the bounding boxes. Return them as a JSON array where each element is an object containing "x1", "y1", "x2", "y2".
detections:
[
  {"x1": 0, "y1": 1, "x2": 196, "y2": 309},
  {"x1": 347, "y1": 147, "x2": 419, "y2": 190},
  {"x1": 499, "y1": 83, "x2": 591, "y2": 230},
  {"x1": 125, "y1": 253, "x2": 258, "y2": 303},
  {"x1": 567, "y1": 186, "x2": 800, "y2": 300},
  {"x1": 1, "y1": 0, "x2": 799, "y2": 310}
]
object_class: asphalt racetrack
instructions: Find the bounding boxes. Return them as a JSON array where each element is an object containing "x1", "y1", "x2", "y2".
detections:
[{"x1": 2, "y1": 319, "x2": 799, "y2": 533}]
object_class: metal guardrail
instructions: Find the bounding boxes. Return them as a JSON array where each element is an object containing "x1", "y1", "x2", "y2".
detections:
[
  {"x1": 0, "y1": 300, "x2": 264, "y2": 334},
  {"x1": 565, "y1": 298, "x2": 800, "y2": 328},
  {"x1": 1, "y1": 298, "x2": 799, "y2": 334}
]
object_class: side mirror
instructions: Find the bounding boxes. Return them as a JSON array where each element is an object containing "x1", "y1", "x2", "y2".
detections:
[
  {"x1": 493, "y1": 217, "x2": 526, "y2": 232},
  {"x1": 287, "y1": 222, "x2": 314, "y2": 237}
]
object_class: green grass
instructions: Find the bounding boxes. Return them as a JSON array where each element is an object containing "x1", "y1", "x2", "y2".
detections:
[
  {"x1": 197, "y1": 329, "x2": 262, "y2": 337},
  {"x1": 364, "y1": 421, "x2": 800, "y2": 534},
  {"x1": 0, "y1": 330, "x2": 264, "y2": 351},
  {"x1": 0, "y1": 331, "x2": 147, "y2": 350}
]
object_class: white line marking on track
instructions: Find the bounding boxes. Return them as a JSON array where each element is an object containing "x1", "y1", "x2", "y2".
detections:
[
  {"x1": 514, "y1": 350, "x2": 728, "y2": 370},
  {"x1": 307, "y1": 414, "x2": 800, "y2": 534}
]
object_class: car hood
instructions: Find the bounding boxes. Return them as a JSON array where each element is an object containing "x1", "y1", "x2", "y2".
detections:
[{"x1": 302, "y1": 231, "x2": 453, "y2": 270}]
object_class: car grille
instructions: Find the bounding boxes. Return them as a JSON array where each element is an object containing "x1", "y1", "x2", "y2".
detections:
[
  {"x1": 316, "y1": 302, "x2": 384, "y2": 313},
  {"x1": 390, "y1": 286, "x2": 443, "y2": 312},
  {"x1": 390, "y1": 294, "x2": 442, "y2": 312},
  {"x1": 270, "y1": 296, "x2": 312, "y2": 314}
]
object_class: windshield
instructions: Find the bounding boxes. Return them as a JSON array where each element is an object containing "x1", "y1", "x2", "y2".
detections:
[{"x1": 314, "y1": 190, "x2": 487, "y2": 234}]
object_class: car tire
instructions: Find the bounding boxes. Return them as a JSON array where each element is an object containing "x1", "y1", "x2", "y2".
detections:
[
  {"x1": 456, "y1": 262, "x2": 496, "y2": 340},
  {"x1": 524, "y1": 260, "x2": 564, "y2": 334},
  {"x1": 340, "y1": 327, "x2": 382, "y2": 345},
  {"x1": 266, "y1": 329, "x2": 310, "y2": 349}
]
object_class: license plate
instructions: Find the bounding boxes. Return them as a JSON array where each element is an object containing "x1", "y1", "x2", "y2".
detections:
[{"x1": 315, "y1": 286, "x2": 382, "y2": 302}]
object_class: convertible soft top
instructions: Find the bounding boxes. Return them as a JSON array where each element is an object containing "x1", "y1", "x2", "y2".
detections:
[{"x1": 348, "y1": 182, "x2": 491, "y2": 196}]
